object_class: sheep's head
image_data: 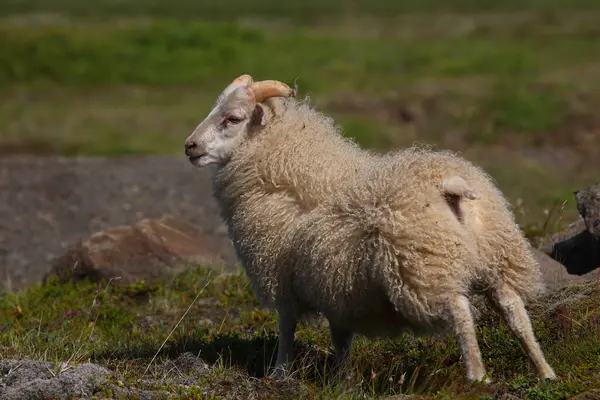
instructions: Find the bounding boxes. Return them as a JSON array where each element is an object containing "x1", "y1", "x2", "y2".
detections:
[{"x1": 184, "y1": 74, "x2": 296, "y2": 167}]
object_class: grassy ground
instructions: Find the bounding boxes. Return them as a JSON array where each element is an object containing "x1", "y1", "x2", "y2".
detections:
[
  {"x1": 1, "y1": 2, "x2": 600, "y2": 397},
  {"x1": 1, "y1": 265, "x2": 599, "y2": 399}
]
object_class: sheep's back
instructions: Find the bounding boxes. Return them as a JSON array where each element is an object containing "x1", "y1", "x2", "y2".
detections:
[
  {"x1": 288, "y1": 173, "x2": 480, "y2": 332},
  {"x1": 382, "y1": 147, "x2": 544, "y2": 301}
]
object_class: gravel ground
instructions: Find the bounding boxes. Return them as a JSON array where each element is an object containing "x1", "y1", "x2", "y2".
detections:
[{"x1": 0, "y1": 155, "x2": 238, "y2": 290}]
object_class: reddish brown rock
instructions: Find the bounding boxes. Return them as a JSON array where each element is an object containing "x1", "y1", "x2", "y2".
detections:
[{"x1": 45, "y1": 215, "x2": 228, "y2": 285}]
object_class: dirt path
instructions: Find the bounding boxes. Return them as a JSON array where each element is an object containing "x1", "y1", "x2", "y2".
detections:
[{"x1": 0, "y1": 156, "x2": 238, "y2": 290}]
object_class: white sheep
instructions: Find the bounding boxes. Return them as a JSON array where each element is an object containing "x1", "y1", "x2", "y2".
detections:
[{"x1": 184, "y1": 74, "x2": 556, "y2": 383}]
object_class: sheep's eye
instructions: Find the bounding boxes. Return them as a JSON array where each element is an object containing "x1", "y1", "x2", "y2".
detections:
[{"x1": 226, "y1": 115, "x2": 243, "y2": 125}]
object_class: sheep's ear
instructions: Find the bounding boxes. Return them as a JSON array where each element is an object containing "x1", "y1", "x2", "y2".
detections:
[{"x1": 250, "y1": 103, "x2": 270, "y2": 127}]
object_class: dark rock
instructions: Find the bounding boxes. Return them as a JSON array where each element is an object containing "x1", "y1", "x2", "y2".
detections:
[
  {"x1": 575, "y1": 183, "x2": 600, "y2": 237},
  {"x1": 532, "y1": 248, "x2": 594, "y2": 292},
  {"x1": 45, "y1": 215, "x2": 228, "y2": 285},
  {"x1": 548, "y1": 228, "x2": 600, "y2": 277},
  {"x1": 539, "y1": 219, "x2": 588, "y2": 255},
  {"x1": 538, "y1": 183, "x2": 600, "y2": 282}
]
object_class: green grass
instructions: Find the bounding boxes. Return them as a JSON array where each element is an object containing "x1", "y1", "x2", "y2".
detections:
[
  {"x1": 3, "y1": 17, "x2": 600, "y2": 88},
  {"x1": 3, "y1": 0, "x2": 600, "y2": 20},
  {"x1": 2, "y1": 14, "x2": 600, "y2": 158},
  {"x1": 464, "y1": 81, "x2": 568, "y2": 144},
  {"x1": 1, "y1": 265, "x2": 599, "y2": 399}
]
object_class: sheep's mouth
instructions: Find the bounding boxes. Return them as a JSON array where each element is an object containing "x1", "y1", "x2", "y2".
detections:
[{"x1": 188, "y1": 154, "x2": 211, "y2": 167}]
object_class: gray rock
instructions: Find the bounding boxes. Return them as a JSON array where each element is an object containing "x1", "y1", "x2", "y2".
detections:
[
  {"x1": 172, "y1": 352, "x2": 211, "y2": 374},
  {"x1": 575, "y1": 183, "x2": 600, "y2": 237},
  {"x1": 0, "y1": 359, "x2": 110, "y2": 400}
]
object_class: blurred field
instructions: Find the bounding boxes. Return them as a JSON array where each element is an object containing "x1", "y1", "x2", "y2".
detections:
[
  {"x1": 3, "y1": 0, "x2": 600, "y2": 18},
  {"x1": 1, "y1": 1, "x2": 600, "y2": 223}
]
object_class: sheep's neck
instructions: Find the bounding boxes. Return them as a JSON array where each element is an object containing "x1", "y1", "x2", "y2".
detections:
[{"x1": 214, "y1": 127, "x2": 366, "y2": 218}]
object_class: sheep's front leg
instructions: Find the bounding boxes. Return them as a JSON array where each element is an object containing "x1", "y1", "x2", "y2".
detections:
[
  {"x1": 489, "y1": 283, "x2": 556, "y2": 380},
  {"x1": 271, "y1": 309, "x2": 297, "y2": 379},
  {"x1": 329, "y1": 323, "x2": 354, "y2": 367},
  {"x1": 449, "y1": 294, "x2": 490, "y2": 383}
]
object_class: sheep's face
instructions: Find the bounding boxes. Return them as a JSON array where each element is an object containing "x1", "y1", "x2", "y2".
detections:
[
  {"x1": 185, "y1": 74, "x2": 295, "y2": 168},
  {"x1": 185, "y1": 86, "x2": 257, "y2": 168}
]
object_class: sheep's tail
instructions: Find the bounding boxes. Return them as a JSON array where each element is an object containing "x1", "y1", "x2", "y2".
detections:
[
  {"x1": 442, "y1": 175, "x2": 479, "y2": 222},
  {"x1": 442, "y1": 175, "x2": 479, "y2": 200}
]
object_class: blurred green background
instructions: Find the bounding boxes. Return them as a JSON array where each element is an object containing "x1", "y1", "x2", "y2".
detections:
[{"x1": 1, "y1": 0, "x2": 600, "y2": 226}]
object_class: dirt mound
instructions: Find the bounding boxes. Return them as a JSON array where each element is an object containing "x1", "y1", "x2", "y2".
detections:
[{"x1": 0, "y1": 156, "x2": 237, "y2": 290}]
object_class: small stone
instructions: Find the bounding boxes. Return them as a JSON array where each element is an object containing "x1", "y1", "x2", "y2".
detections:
[{"x1": 45, "y1": 215, "x2": 227, "y2": 286}]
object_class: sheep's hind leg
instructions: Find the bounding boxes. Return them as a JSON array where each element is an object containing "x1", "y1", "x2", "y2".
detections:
[
  {"x1": 329, "y1": 323, "x2": 354, "y2": 367},
  {"x1": 449, "y1": 294, "x2": 491, "y2": 384},
  {"x1": 270, "y1": 309, "x2": 298, "y2": 380},
  {"x1": 489, "y1": 283, "x2": 556, "y2": 380}
]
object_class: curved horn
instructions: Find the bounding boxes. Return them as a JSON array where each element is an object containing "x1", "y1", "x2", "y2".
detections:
[
  {"x1": 218, "y1": 74, "x2": 254, "y2": 101},
  {"x1": 248, "y1": 80, "x2": 296, "y2": 103},
  {"x1": 232, "y1": 74, "x2": 254, "y2": 85}
]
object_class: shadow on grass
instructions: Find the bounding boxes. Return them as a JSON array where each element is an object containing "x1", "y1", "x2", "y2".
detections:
[{"x1": 92, "y1": 332, "x2": 332, "y2": 379}]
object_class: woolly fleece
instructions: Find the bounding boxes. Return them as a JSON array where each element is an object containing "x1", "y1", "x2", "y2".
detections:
[{"x1": 211, "y1": 97, "x2": 545, "y2": 337}]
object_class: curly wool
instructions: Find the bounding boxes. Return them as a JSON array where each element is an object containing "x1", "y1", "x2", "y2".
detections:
[{"x1": 212, "y1": 97, "x2": 545, "y2": 337}]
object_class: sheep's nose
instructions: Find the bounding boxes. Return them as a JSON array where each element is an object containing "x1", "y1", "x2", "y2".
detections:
[{"x1": 185, "y1": 140, "x2": 198, "y2": 155}]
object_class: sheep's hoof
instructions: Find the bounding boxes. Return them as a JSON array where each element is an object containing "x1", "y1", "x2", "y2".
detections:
[
  {"x1": 468, "y1": 375, "x2": 493, "y2": 385},
  {"x1": 268, "y1": 365, "x2": 293, "y2": 381},
  {"x1": 540, "y1": 371, "x2": 558, "y2": 381}
]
